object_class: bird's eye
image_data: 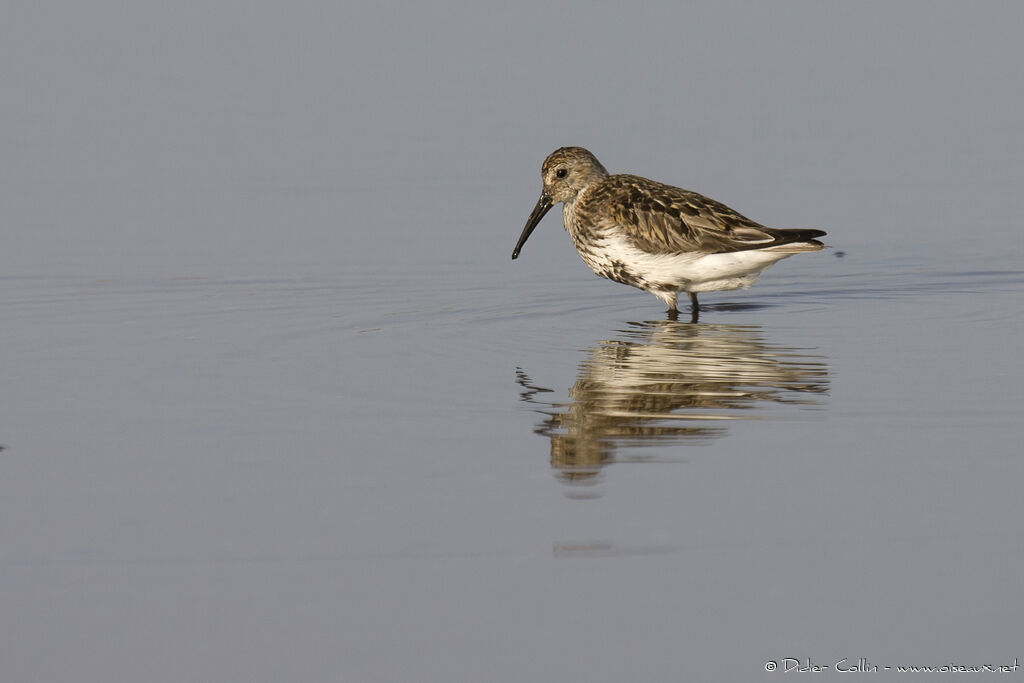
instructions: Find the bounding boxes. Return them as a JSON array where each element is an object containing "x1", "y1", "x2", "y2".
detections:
[{"x1": 555, "y1": 168, "x2": 568, "y2": 179}]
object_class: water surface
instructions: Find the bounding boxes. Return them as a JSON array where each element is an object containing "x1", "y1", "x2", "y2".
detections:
[{"x1": 3, "y1": 246, "x2": 1022, "y2": 680}]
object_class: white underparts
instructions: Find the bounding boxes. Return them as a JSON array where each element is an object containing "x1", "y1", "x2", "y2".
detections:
[{"x1": 581, "y1": 232, "x2": 813, "y2": 294}]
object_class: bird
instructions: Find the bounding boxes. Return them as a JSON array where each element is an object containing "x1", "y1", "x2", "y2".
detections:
[{"x1": 512, "y1": 147, "x2": 826, "y2": 320}]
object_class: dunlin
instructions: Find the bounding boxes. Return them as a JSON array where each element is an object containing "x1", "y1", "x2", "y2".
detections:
[{"x1": 512, "y1": 147, "x2": 826, "y2": 319}]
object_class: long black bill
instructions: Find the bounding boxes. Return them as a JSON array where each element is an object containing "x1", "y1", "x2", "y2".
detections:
[{"x1": 511, "y1": 193, "x2": 553, "y2": 259}]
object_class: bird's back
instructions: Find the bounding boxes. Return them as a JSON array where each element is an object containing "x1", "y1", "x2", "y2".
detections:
[{"x1": 575, "y1": 174, "x2": 825, "y2": 256}]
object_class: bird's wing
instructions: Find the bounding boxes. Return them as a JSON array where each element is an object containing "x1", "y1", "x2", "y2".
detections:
[{"x1": 594, "y1": 175, "x2": 817, "y2": 254}]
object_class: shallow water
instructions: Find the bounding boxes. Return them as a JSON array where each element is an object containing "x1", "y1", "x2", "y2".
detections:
[{"x1": 3, "y1": 244, "x2": 1023, "y2": 680}]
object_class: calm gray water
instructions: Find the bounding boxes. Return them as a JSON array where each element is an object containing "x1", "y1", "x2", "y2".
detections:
[{"x1": 3, "y1": 3, "x2": 1023, "y2": 681}]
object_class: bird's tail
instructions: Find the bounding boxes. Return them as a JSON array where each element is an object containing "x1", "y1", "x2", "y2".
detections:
[{"x1": 762, "y1": 228, "x2": 827, "y2": 252}]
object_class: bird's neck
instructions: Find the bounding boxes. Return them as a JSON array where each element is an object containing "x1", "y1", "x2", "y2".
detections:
[{"x1": 561, "y1": 184, "x2": 594, "y2": 236}]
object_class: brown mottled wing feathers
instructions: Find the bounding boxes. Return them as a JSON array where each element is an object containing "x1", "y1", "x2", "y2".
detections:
[{"x1": 592, "y1": 175, "x2": 823, "y2": 254}]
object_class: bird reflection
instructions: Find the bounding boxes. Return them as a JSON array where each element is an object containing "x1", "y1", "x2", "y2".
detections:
[{"x1": 516, "y1": 320, "x2": 829, "y2": 488}]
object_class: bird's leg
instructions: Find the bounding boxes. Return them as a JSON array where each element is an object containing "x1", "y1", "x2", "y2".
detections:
[
  {"x1": 688, "y1": 292, "x2": 700, "y2": 322},
  {"x1": 658, "y1": 291, "x2": 679, "y2": 320},
  {"x1": 689, "y1": 292, "x2": 699, "y2": 311}
]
